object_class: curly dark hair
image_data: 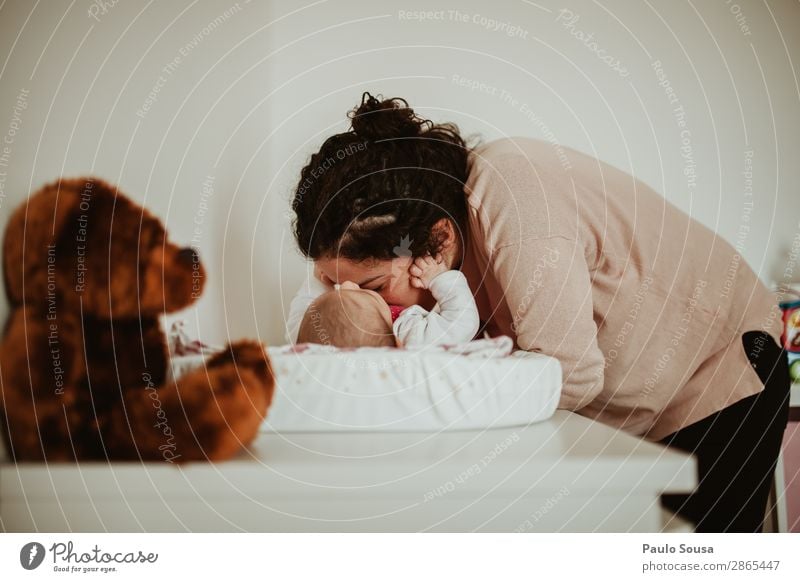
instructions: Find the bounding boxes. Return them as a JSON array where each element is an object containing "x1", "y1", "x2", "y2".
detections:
[{"x1": 291, "y1": 92, "x2": 470, "y2": 262}]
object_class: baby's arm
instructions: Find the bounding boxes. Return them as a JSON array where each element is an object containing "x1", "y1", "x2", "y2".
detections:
[
  {"x1": 285, "y1": 270, "x2": 333, "y2": 344},
  {"x1": 394, "y1": 257, "x2": 479, "y2": 347}
]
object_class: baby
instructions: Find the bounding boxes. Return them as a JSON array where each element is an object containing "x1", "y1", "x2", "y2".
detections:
[{"x1": 287, "y1": 255, "x2": 479, "y2": 348}]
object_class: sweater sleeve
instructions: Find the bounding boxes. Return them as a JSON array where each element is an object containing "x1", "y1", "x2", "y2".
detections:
[
  {"x1": 491, "y1": 236, "x2": 604, "y2": 409},
  {"x1": 285, "y1": 274, "x2": 333, "y2": 344},
  {"x1": 393, "y1": 270, "x2": 480, "y2": 348}
]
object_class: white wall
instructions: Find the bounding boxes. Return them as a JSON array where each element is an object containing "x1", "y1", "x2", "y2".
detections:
[{"x1": 0, "y1": 0, "x2": 798, "y2": 347}]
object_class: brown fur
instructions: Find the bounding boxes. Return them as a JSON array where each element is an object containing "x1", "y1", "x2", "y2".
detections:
[{"x1": 0, "y1": 177, "x2": 274, "y2": 462}]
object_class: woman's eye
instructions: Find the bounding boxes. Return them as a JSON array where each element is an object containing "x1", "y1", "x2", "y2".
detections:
[{"x1": 373, "y1": 285, "x2": 384, "y2": 292}]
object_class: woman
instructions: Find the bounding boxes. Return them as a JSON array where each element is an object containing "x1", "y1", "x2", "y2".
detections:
[{"x1": 290, "y1": 93, "x2": 790, "y2": 532}]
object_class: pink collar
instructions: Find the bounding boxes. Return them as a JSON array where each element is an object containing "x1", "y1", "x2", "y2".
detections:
[{"x1": 389, "y1": 304, "x2": 405, "y2": 322}]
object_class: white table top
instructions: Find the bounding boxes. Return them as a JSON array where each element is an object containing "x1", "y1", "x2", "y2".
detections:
[
  {"x1": 0, "y1": 411, "x2": 696, "y2": 531},
  {"x1": 1, "y1": 411, "x2": 694, "y2": 500}
]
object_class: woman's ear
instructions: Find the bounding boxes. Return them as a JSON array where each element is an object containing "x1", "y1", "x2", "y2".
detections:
[
  {"x1": 431, "y1": 218, "x2": 459, "y2": 267},
  {"x1": 431, "y1": 218, "x2": 454, "y2": 245}
]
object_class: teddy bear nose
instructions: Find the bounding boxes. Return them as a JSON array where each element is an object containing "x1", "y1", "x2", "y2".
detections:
[{"x1": 177, "y1": 247, "x2": 198, "y2": 265}]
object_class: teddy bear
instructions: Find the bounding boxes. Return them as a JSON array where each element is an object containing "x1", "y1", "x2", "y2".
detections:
[{"x1": 0, "y1": 177, "x2": 275, "y2": 462}]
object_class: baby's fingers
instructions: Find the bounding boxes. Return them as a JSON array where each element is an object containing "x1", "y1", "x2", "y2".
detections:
[
  {"x1": 410, "y1": 276, "x2": 425, "y2": 289},
  {"x1": 415, "y1": 255, "x2": 436, "y2": 270}
]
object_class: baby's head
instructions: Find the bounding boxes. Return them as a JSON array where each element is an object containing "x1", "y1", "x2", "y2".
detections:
[{"x1": 296, "y1": 287, "x2": 397, "y2": 348}]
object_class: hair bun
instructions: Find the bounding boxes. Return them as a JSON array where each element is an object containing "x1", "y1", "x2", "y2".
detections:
[{"x1": 349, "y1": 92, "x2": 428, "y2": 140}]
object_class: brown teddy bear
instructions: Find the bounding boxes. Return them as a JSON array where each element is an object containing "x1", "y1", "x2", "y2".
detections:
[{"x1": 0, "y1": 177, "x2": 275, "y2": 462}]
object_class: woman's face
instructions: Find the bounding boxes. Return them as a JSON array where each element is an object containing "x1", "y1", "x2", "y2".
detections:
[{"x1": 315, "y1": 256, "x2": 436, "y2": 310}]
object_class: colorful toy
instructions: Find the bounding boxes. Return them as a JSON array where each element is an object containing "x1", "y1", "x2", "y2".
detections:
[{"x1": 779, "y1": 298, "x2": 800, "y2": 382}]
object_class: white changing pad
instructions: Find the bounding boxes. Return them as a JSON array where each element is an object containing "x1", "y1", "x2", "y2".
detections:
[
  {"x1": 266, "y1": 343, "x2": 561, "y2": 432},
  {"x1": 168, "y1": 337, "x2": 562, "y2": 433}
]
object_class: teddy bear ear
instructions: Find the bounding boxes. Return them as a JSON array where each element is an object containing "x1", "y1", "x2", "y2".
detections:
[{"x1": 2, "y1": 178, "x2": 87, "y2": 307}]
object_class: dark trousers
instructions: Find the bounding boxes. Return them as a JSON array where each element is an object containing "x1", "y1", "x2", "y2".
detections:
[{"x1": 659, "y1": 331, "x2": 791, "y2": 532}]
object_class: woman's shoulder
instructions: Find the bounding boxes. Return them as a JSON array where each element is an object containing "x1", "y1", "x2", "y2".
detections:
[
  {"x1": 465, "y1": 137, "x2": 580, "y2": 243},
  {"x1": 466, "y1": 137, "x2": 577, "y2": 199},
  {"x1": 469, "y1": 137, "x2": 601, "y2": 177},
  {"x1": 469, "y1": 137, "x2": 553, "y2": 166},
  {"x1": 466, "y1": 137, "x2": 581, "y2": 190}
]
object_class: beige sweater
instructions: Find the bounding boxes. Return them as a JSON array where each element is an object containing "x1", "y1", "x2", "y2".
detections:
[{"x1": 461, "y1": 138, "x2": 782, "y2": 440}]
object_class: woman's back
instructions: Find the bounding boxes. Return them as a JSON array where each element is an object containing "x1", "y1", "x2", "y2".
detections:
[{"x1": 462, "y1": 137, "x2": 781, "y2": 439}]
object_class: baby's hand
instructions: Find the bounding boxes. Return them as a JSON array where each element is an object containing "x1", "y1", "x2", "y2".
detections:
[{"x1": 409, "y1": 254, "x2": 448, "y2": 289}]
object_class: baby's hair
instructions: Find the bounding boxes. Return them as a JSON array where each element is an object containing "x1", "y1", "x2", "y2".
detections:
[
  {"x1": 296, "y1": 289, "x2": 396, "y2": 348},
  {"x1": 291, "y1": 92, "x2": 470, "y2": 262}
]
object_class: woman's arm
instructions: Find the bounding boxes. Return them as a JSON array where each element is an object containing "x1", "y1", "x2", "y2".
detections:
[
  {"x1": 492, "y1": 236, "x2": 605, "y2": 409},
  {"x1": 468, "y1": 149, "x2": 605, "y2": 408},
  {"x1": 393, "y1": 270, "x2": 480, "y2": 347}
]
